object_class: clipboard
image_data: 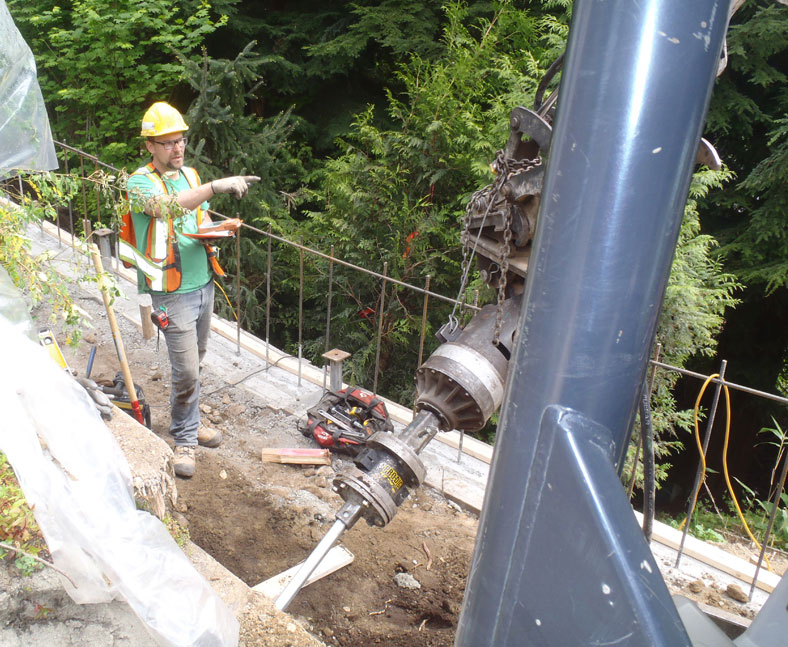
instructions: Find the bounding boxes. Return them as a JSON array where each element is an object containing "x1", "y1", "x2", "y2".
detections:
[{"x1": 182, "y1": 218, "x2": 242, "y2": 240}]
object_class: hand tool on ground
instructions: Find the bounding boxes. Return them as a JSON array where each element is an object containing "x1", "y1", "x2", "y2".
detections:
[
  {"x1": 89, "y1": 243, "x2": 145, "y2": 426},
  {"x1": 85, "y1": 345, "x2": 97, "y2": 379},
  {"x1": 315, "y1": 409, "x2": 369, "y2": 444},
  {"x1": 301, "y1": 386, "x2": 393, "y2": 452}
]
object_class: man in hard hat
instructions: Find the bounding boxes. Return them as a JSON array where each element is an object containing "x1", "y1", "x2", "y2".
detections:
[{"x1": 120, "y1": 101, "x2": 259, "y2": 477}]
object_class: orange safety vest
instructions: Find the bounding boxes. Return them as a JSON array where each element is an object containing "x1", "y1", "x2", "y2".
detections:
[{"x1": 119, "y1": 164, "x2": 224, "y2": 292}]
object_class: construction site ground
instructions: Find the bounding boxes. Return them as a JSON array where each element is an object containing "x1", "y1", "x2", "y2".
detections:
[{"x1": 6, "y1": 222, "x2": 787, "y2": 645}]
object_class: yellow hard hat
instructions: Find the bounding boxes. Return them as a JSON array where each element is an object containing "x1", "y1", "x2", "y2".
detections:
[{"x1": 140, "y1": 102, "x2": 189, "y2": 137}]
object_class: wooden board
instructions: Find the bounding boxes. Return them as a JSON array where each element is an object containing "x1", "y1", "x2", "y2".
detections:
[
  {"x1": 252, "y1": 545, "x2": 354, "y2": 599},
  {"x1": 261, "y1": 447, "x2": 332, "y2": 465}
]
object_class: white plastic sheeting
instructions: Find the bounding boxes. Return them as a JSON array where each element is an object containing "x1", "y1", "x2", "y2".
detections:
[
  {"x1": 0, "y1": 276, "x2": 241, "y2": 646},
  {"x1": 0, "y1": 0, "x2": 57, "y2": 176}
]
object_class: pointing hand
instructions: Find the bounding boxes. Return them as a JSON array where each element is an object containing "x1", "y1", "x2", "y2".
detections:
[{"x1": 210, "y1": 176, "x2": 260, "y2": 200}]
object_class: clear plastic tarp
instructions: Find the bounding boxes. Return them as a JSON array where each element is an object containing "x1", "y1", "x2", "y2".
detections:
[
  {"x1": 0, "y1": 0, "x2": 57, "y2": 176},
  {"x1": 0, "y1": 273, "x2": 240, "y2": 646}
]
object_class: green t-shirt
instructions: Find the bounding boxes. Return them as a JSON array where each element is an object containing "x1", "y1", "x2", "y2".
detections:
[{"x1": 127, "y1": 166, "x2": 212, "y2": 294}]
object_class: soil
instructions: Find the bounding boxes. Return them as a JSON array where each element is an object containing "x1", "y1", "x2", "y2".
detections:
[{"x1": 37, "y1": 282, "x2": 788, "y2": 645}]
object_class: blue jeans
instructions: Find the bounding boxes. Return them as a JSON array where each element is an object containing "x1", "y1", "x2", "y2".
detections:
[{"x1": 151, "y1": 280, "x2": 214, "y2": 446}]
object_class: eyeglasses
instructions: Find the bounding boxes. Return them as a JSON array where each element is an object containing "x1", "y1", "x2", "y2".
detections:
[{"x1": 152, "y1": 137, "x2": 188, "y2": 151}]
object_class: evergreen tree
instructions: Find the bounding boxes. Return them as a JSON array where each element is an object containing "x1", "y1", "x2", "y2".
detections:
[
  {"x1": 7, "y1": 0, "x2": 226, "y2": 166},
  {"x1": 705, "y1": 1, "x2": 788, "y2": 294}
]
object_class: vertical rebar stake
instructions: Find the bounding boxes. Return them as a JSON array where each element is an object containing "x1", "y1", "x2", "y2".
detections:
[
  {"x1": 235, "y1": 215, "x2": 242, "y2": 355},
  {"x1": 94, "y1": 160, "x2": 101, "y2": 232},
  {"x1": 676, "y1": 359, "x2": 727, "y2": 568},
  {"x1": 80, "y1": 157, "x2": 91, "y2": 240},
  {"x1": 64, "y1": 148, "x2": 74, "y2": 252},
  {"x1": 415, "y1": 275, "x2": 432, "y2": 414},
  {"x1": 298, "y1": 238, "x2": 304, "y2": 387},
  {"x1": 266, "y1": 224, "x2": 272, "y2": 369},
  {"x1": 749, "y1": 447, "x2": 788, "y2": 600},
  {"x1": 323, "y1": 246, "x2": 335, "y2": 394},
  {"x1": 417, "y1": 275, "x2": 431, "y2": 371},
  {"x1": 373, "y1": 262, "x2": 388, "y2": 396},
  {"x1": 627, "y1": 343, "x2": 661, "y2": 499}
]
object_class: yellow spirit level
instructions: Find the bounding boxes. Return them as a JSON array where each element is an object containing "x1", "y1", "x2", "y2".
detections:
[{"x1": 38, "y1": 328, "x2": 70, "y2": 371}]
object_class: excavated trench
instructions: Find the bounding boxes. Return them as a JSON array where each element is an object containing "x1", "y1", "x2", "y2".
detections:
[
  {"x1": 176, "y1": 442, "x2": 476, "y2": 647},
  {"x1": 27, "y1": 226, "x2": 481, "y2": 646}
]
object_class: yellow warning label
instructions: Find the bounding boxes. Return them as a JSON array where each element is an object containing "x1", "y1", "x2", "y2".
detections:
[{"x1": 381, "y1": 465, "x2": 403, "y2": 492}]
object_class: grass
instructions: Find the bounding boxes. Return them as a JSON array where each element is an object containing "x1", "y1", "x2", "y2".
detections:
[{"x1": 660, "y1": 498, "x2": 788, "y2": 553}]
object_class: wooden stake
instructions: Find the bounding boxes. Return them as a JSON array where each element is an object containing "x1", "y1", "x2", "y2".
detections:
[{"x1": 140, "y1": 304, "x2": 155, "y2": 340}]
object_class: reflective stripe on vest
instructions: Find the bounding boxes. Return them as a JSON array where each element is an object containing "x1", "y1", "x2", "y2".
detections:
[
  {"x1": 122, "y1": 165, "x2": 181, "y2": 292},
  {"x1": 121, "y1": 164, "x2": 223, "y2": 291}
]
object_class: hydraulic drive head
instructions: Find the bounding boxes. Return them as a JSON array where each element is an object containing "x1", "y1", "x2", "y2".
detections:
[
  {"x1": 332, "y1": 410, "x2": 439, "y2": 528},
  {"x1": 275, "y1": 410, "x2": 441, "y2": 611}
]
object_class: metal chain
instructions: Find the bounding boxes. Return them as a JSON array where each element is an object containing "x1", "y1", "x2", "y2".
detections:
[
  {"x1": 452, "y1": 150, "x2": 542, "y2": 337},
  {"x1": 490, "y1": 153, "x2": 541, "y2": 346},
  {"x1": 493, "y1": 204, "x2": 513, "y2": 346}
]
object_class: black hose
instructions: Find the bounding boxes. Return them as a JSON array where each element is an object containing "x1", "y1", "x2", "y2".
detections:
[
  {"x1": 639, "y1": 378, "x2": 655, "y2": 542},
  {"x1": 533, "y1": 52, "x2": 565, "y2": 113}
]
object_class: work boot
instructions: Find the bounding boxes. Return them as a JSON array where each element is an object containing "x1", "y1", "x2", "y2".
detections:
[
  {"x1": 197, "y1": 425, "x2": 222, "y2": 448},
  {"x1": 173, "y1": 445, "x2": 196, "y2": 478}
]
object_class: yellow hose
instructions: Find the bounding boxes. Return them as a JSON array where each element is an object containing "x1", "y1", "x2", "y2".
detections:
[
  {"x1": 681, "y1": 374, "x2": 769, "y2": 568},
  {"x1": 680, "y1": 374, "x2": 717, "y2": 528},
  {"x1": 214, "y1": 280, "x2": 239, "y2": 322}
]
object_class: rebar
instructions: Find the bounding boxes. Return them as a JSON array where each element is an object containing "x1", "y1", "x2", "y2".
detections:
[
  {"x1": 627, "y1": 343, "x2": 661, "y2": 499},
  {"x1": 650, "y1": 360, "x2": 788, "y2": 406},
  {"x1": 79, "y1": 157, "x2": 90, "y2": 239},
  {"x1": 265, "y1": 224, "x2": 272, "y2": 369},
  {"x1": 93, "y1": 160, "x2": 101, "y2": 229},
  {"x1": 63, "y1": 149, "x2": 73, "y2": 251},
  {"x1": 235, "y1": 218, "x2": 242, "y2": 355},
  {"x1": 417, "y1": 275, "x2": 431, "y2": 372},
  {"x1": 749, "y1": 449, "x2": 788, "y2": 600},
  {"x1": 373, "y1": 262, "x2": 387, "y2": 395},
  {"x1": 298, "y1": 239, "x2": 304, "y2": 387},
  {"x1": 323, "y1": 246, "x2": 335, "y2": 394}
]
